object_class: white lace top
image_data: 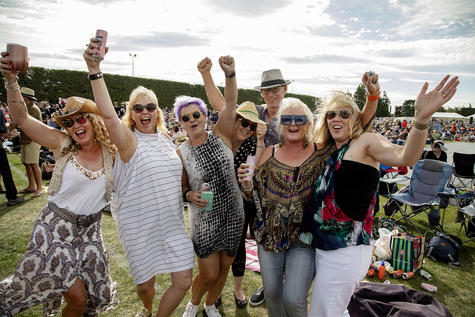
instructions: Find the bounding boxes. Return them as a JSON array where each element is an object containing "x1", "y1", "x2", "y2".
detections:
[{"x1": 48, "y1": 155, "x2": 106, "y2": 215}]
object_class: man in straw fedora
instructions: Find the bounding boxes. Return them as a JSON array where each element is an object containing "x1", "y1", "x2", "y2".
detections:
[{"x1": 18, "y1": 87, "x2": 43, "y2": 197}]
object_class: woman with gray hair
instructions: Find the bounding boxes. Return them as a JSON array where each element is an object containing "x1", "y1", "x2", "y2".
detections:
[{"x1": 84, "y1": 38, "x2": 194, "y2": 317}]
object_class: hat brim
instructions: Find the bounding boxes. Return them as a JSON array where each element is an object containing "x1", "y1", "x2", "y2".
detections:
[
  {"x1": 237, "y1": 112, "x2": 267, "y2": 125},
  {"x1": 255, "y1": 79, "x2": 293, "y2": 90},
  {"x1": 21, "y1": 93, "x2": 37, "y2": 101},
  {"x1": 53, "y1": 98, "x2": 101, "y2": 124}
]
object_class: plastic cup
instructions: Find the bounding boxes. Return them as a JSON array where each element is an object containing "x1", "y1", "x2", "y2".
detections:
[
  {"x1": 6, "y1": 43, "x2": 29, "y2": 72},
  {"x1": 243, "y1": 155, "x2": 256, "y2": 181}
]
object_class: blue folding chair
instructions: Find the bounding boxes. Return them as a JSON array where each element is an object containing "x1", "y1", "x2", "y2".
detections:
[{"x1": 388, "y1": 159, "x2": 453, "y2": 236}]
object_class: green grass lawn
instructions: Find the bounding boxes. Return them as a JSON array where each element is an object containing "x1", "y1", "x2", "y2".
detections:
[{"x1": 1, "y1": 152, "x2": 474, "y2": 317}]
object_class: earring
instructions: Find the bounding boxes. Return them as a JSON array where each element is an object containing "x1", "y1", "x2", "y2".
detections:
[{"x1": 279, "y1": 135, "x2": 285, "y2": 147}]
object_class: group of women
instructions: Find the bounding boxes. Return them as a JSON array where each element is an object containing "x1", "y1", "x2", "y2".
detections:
[{"x1": 0, "y1": 34, "x2": 459, "y2": 317}]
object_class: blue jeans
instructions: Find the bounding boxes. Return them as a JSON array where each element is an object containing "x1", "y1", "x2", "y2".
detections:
[{"x1": 258, "y1": 244, "x2": 315, "y2": 317}]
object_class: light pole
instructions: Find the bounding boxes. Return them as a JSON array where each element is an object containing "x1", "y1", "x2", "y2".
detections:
[{"x1": 129, "y1": 53, "x2": 137, "y2": 76}]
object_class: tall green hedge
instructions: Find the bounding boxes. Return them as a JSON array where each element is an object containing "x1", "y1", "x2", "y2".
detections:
[{"x1": 12, "y1": 67, "x2": 317, "y2": 111}]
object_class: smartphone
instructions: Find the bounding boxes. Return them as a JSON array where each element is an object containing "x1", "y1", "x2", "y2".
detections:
[
  {"x1": 6, "y1": 43, "x2": 29, "y2": 72},
  {"x1": 95, "y1": 29, "x2": 108, "y2": 60},
  {"x1": 200, "y1": 191, "x2": 214, "y2": 211}
]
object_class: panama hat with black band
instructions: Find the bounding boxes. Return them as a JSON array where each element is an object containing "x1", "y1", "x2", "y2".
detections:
[
  {"x1": 254, "y1": 69, "x2": 293, "y2": 90},
  {"x1": 20, "y1": 87, "x2": 37, "y2": 101}
]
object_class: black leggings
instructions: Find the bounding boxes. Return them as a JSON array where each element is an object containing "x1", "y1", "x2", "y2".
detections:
[{"x1": 232, "y1": 199, "x2": 256, "y2": 277}]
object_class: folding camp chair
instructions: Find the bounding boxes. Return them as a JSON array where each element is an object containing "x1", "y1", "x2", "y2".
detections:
[
  {"x1": 388, "y1": 159, "x2": 453, "y2": 236},
  {"x1": 379, "y1": 164, "x2": 409, "y2": 196},
  {"x1": 450, "y1": 152, "x2": 475, "y2": 189},
  {"x1": 456, "y1": 201, "x2": 475, "y2": 244}
]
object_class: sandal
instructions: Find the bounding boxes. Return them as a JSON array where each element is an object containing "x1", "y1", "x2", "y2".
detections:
[{"x1": 234, "y1": 293, "x2": 248, "y2": 308}]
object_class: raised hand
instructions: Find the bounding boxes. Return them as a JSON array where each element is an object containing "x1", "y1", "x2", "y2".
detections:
[
  {"x1": 218, "y1": 55, "x2": 235, "y2": 76},
  {"x1": 414, "y1": 75, "x2": 459, "y2": 121},
  {"x1": 83, "y1": 37, "x2": 108, "y2": 73},
  {"x1": 197, "y1": 57, "x2": 212, "y2": 74},
  {"x1": 0, "y1": 52, "x2": 20, "y2": 82},
  {"x1": 256, "y1": 122, "x2": 267, "y2": 142},
  {"x1": 362, "y1": 71, "x2": 380, "y2": 96}
]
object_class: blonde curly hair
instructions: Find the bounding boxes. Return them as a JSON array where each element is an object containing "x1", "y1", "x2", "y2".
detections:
[
  {"x1": 60, "y1": 113, "x2": 116, "y2": 156},
  {"x1": 122, "y1": 86, "x2": 167, "y2": 133},
  {"x1": 313, "y1": 91, "x2": 363, "y2": 146}
]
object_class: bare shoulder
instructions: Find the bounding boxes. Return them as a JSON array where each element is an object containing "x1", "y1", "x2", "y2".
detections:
[{"x1": 257, "y1": 146, "x2": 273, "y2": 167}]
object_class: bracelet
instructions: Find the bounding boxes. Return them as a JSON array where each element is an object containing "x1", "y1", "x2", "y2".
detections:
[
  {"x1": 88, "y1": 72, "x2": 103, "y2": 80},
  {"x1": 3, "y1": 79, "x2": 18, "y2": 88},
  {"x1": 183, "y1": 189, "x2": 191, "y2": 202},
  {"x1": 256, "y1": 145, "x2": 265, "y2": 148},
  {"x1": 367, "y1": 94, "x2": 380, "y2": 101},
  {"x1": 225, "y1": 71, "x2": 236, "y2": 78},
  {"x1": 242, "y1": 182, "x2": 253, "y2": 192},
  {"x1": 6, "y1": 87, "x2": 20, "y2": 93},
  {"x1": 413, "y1": 120, "x2": 429, "y2": 130}
]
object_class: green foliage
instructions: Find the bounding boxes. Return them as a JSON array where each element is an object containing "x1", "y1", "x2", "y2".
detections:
[
  {"x1": 352, "y1": 83, "x2": 367, "y2": 110},
  {"x1": 377, "y1": 91, "x2": 391, "y2": 117},
  {"x1": 395, "y1": 99, "x2": 415, "y2": 117},
  {"x1": 9, "y1": 67, "x2": 315, "y2": 111}
]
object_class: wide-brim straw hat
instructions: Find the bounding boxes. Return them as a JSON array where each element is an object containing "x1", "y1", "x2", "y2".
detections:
[
  {"x1": 20, "y1": 87, "x2": 37, "y2": 101},
  {"x1": 236, "y1": 101, "x2": 266, "y2": 125},
  {"x1": 254, "y1": 69, "x2": 293, "y2": 90},
  {"x1": 53, "y1": 96, "x2": 101, "y2": 124},
  {"x1": 175, "y1": 134, "x2": 187, "y2": 145}
]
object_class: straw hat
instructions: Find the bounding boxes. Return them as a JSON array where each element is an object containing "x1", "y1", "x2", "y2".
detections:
[
  {"x1": 53, "y1": 96, "x2": 100, "y2": 124},
  {"x1": 236, "y1": 101, "x2": 266, "y2": 125},
  {"x1": 20, "y1": 87, "x2": 37, "y2": 101},
  {"x1": 174, "y1": 134, "x2": 187, "y2": 146},
  {"x1": 254, "y1": 69, "x2": 293, "y2": 90}
]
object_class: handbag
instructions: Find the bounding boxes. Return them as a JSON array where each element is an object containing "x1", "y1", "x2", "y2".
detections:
[{"x1": 390, "y1": 232, "x2": 425, "y2": 272}]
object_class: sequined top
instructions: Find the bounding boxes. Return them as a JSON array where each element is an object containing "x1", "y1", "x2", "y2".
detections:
[{"x1": 253, "y1": 143, "x2": 335, "y2": 252}]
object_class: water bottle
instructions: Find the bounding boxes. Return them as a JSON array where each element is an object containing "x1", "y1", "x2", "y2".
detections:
[{"x1": 378, "y1": 260, "x2": 386, "y2": 280}]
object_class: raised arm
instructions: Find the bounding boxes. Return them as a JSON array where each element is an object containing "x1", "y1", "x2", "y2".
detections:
[
  {"x1": 197, "y1": 57, "x2": 225, "y2": 112},
  {"x1": 0, "y1": 52, "x2": 65, "y2": 151},
  {"x1": 84, "y1": 37, "x2": 137, "y2": 161},
  {"x1": 213, "y1": 56, "x2": 237, "y2": 147},
  {"x1": 360, "y1": 71, "x2": 380, "y2": 127},
  {"x1": 366, "y1": 75, "x2": 459, "y2": 167}
]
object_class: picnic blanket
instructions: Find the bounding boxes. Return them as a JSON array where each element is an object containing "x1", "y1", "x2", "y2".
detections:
[{"x1": 245, "y1": 239, "x2": 260, "y2": 272}]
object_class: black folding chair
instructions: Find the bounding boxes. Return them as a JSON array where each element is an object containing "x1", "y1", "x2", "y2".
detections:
[{"x1": 450, "y1": 152, "x2": 475, "y2": 189}]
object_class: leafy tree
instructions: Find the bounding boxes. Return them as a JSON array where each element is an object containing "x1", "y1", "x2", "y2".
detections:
[
  {"x1": 352, "y1": 83, "x2": 367, "y2": 110},
  {"x1": 376, "y1": 91, "x2": 391, "y2": 117}
]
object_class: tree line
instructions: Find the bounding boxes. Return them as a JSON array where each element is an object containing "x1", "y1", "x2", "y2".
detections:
[{"x1": 4, "y1": 67, "x2": 473, "y2": 117}]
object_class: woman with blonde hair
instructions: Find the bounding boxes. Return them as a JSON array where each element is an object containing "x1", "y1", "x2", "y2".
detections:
[
  {"x1": 0, "y1": 51, "x2": 118, "y2": 316},
  {"x1": 84, "y1": 38, "x2": 194, "y2": 317},
  {"x1": 300, "y1": 75, "x2": 459, "y2": 316}
]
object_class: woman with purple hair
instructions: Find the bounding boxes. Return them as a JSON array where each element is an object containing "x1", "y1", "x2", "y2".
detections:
[{"x1": 176, "y1": 56, "x2": 243, "y2": 317}]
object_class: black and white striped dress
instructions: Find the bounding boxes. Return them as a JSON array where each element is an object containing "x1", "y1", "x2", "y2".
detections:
[
  {"x1": 178, "y1": 132, "x2": 244, "y2": 258},
  {"x1": 111, "y1": 130, "x2": 194, "y2": 284}
]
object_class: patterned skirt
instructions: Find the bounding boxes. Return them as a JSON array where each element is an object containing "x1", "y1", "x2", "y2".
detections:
[{"x1": 0, "y1": 203, "x2": 118, "y2": 316}]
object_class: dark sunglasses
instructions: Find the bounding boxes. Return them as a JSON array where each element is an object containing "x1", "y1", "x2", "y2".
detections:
[
  {"x1": 133, "y1": 103, "x2": 157, "y2": 113},
  {"x1": 181, "y1": 111, "x2": 202, "y2": 122},
  {"x1": 238, "y1": 117, "x2": 257, "y2": 131},
  {"x1": 280, "y1": 115, "x2": 307, "y2": 126},
  {"x1": 61, "y1": 114, "x2": 89, "y2": 128},
  {"x1": 325, "y1": 109, "x2": 352, "y2": 120}
]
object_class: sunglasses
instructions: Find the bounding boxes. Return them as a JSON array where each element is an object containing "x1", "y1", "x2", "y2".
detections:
[
  {"x1": 181, "y1": 111, "x2": 202, "y2": 122},
  {"x1": 238, "y1": 117, "x2": 257, "y2": 131},
  {"x1": 261, "y1": 86, "x2": 282, "y2": 94},
  {"x1": 325, "y1": 109, "x2": 352, "y2": 120},
  {"x1": 61, "y1": 114, "x2": 89, "y2": 128},
  {"x1": 133, "y1": 103, "x2": 157, "y2": 113},
  {"x1": 280, "y1": 115, "x2": 307, "y2": 126}
]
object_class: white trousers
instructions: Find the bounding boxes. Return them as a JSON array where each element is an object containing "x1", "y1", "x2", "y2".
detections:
[{"x1": 308, "y1": 244, "x2": 372, "y2": 317}]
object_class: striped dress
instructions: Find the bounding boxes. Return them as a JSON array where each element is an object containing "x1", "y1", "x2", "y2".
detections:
[{"x1": 110, "y1": 130, "x2": 194, "y2": 284}]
